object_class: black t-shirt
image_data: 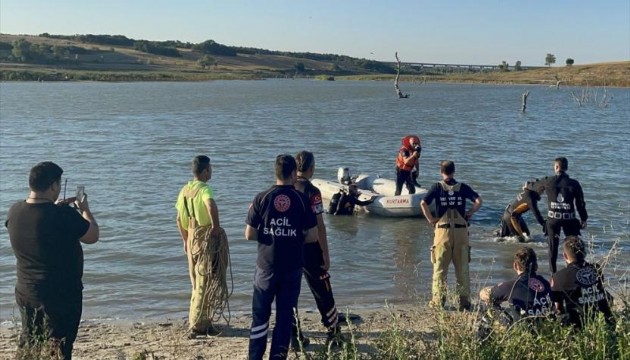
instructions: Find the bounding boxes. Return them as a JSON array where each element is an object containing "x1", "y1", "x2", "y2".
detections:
[
  {"x1": 423, "y1": 179, "x2": 480, "y2": 218},
  {"x1": 551, "y1": 261, "x2": 613, "y2": 327},
  {"x1": 490, "y1": 273, "x2": 553, "y2": 317},
  {"x1": 6, "y1": 201, "x2": 90, "y2": 302},
  {"x1": 246, "y1": 185, "x2": 317, "y2": 272}
]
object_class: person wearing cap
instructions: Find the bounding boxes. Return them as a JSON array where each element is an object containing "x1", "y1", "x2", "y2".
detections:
[
  {"x1": 5, "y1": 161, "x2": 99, "y2": 360},
  {"x1": 551, "y1": 236, "x2": 614, "y2": 328},
  {"x1": 175, "y1": 155, "x2": 225, "y2": 336},
  {"x1": 420, "y1": 160, "x2": 482, "y2": 311},
  {"x1": 529, "y1": 157, "x2": 588, "y2": 273},
  {"x1": 497, "y1": 181, "x2": 546, "y2": 242},
  {"x1": 479, "y1": 247, "x2": 553, "y2": 320},
  {"x1": 395, "y1": 135, "x2": 422, "y2": 196},
  {"x1": 334, "y1": 184, "x2": 376, "y2": 215}
]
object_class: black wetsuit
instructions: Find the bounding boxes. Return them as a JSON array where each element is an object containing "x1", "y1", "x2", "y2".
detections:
[
  {"x1": 489, "y1": 272, "x2": 553, "y2": 318},
  {"x1": 499, "y1": 189, "x2": 545, "y2": 239},
  {"x1": 532, "y1": 173, "x2": 587, "y2": 273},
  {"x1": 334, "y1": 193, "x2": 373, "y2": 215},
  {"x1": 551, "y1": 261, "x2": 614, "y2": 328}
]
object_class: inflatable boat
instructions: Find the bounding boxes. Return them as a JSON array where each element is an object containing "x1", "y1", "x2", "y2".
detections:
[{"x1": 311, "y1": 167, "x2": 429, "y2": 217}]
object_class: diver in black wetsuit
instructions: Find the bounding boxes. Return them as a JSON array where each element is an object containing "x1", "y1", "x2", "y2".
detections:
[
  {"x1": 530, "y1": 157, "x2": 588, "y2": 273},
  {"x1": 334, "y1": 185, "x2": 376, "y2": 215},
  {"x1": 498, "y1": 182, "x2": 546, "y2": 242}
]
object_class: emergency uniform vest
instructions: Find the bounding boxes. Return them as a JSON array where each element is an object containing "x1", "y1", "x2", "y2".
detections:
[
  {"x1": 434, "y1": 181, "x2": 468, "y2": 245},
  {"x1": 396, "y1": 146, "x2": 417, "y2": 171}
]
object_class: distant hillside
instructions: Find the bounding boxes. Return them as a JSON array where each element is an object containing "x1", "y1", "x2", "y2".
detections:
[
  {"x1": 0, "y1": 33, "x2": 628, "y2": 86},
  {"x1": 0, "y1": 33, "x2": 395, "y2": 81}
]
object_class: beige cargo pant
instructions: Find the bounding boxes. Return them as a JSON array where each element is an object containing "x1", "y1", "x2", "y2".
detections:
[{"x1": 430, "y1": 224, "x2": 470, "y2": 305}]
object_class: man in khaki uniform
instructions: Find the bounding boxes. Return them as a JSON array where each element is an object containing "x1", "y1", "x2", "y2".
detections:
[{"x1": 421, "y1": 160, "x2": 482, "y2": 310}]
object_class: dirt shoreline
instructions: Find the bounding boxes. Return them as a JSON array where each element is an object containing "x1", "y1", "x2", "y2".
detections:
[{"x1": 0, "y1": 304, "x2": 437, "y2": 360}]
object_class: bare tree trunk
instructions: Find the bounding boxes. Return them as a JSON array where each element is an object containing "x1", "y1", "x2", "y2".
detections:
[
  {"x1": 521, "y1": 90, "x2": 529, "y2": 112},
  {"x1": 554, "y1": 75, "x2": 561, "y2": 89},
  {"x1": 394, "y1": 52, "x2": 409, "y2": 98}
]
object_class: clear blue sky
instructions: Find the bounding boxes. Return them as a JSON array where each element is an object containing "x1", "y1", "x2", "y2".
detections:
[{"x1": 1, "y1": 0, "x2": 628, "y2": 66}]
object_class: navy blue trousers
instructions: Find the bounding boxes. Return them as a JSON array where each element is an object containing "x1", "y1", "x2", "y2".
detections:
[{"x1": 249, "y1": 267, "x2": 302, "y2": 360}]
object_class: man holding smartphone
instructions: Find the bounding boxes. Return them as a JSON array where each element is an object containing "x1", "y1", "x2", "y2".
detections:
[{"x1": 5, "y1": 161, "x2": 99, "y2": 360}]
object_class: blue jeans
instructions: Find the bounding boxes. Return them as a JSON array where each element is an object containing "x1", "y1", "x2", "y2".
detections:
[{"x1": 249, "y1": 267, "x2": 302, "y2": 360}]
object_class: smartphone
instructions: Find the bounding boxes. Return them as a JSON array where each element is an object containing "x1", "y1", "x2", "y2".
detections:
[{"x1": 76, "y1": 186, "x2": 85, "y2": 202}]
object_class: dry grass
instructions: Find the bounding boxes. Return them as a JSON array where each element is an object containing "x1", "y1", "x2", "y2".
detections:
[{"x1": 1, "y1": 34, "x2": 627, "y2": 84}]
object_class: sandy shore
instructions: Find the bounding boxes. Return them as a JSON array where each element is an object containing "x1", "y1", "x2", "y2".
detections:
[{"x1": 0, "y1": 305, "x2": 437, "y2": 360}]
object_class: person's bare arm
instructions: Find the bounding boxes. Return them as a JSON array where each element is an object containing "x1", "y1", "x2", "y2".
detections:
[
  {"x1": 421, "y1": 200, "x2": 437, "y2": 225},
  {"x1": 465, "y1": 196, "x2": 483, "y2": 221},
  {"x1": 304, "y1": 226, "x2": 319, "y2": 244},
  {"x1": 76, "y1": 195, "x2": 99, "y2": 244},
  {"x1": 204, "y1": 197, "x2": 221, "y2": 237},
  {"x1": 315, "y1": 213, "x2": 330, "y2": 270},
  {"x1": 176, "y1": 214, "x2": 188, "y2": 252},
  {"x1": 245, "y1": 224, "x2": 258, "y2": 241}
]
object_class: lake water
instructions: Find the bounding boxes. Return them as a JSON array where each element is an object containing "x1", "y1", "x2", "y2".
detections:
[{"x1": 1, "y1": 80, "x2": 628, "y2": 322}]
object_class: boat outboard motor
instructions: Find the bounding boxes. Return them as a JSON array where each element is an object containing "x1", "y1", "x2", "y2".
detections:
[{"x1": 337, "y1": 167, "x2": 351, "y2": 185}]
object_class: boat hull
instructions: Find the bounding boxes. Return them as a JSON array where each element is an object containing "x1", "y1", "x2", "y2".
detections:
[{"x1": 311, "y1": 174, "x2": 429, "y2": 217}]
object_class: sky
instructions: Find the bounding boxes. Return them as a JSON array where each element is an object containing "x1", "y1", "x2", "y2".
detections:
[{"x1": 1, "y1": 0, "x2": 628, "y2": 66}]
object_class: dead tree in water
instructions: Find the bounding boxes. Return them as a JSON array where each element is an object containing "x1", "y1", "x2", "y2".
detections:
[
  {"x1": 394, "y1": 52, "x2": 409, "y2": 98},
  {"x1": 521, "y1": 90, "x2": 529, "y2": 112},
  {"x1": 554, "y1": 74, "x2": 561, "y2": 89}
]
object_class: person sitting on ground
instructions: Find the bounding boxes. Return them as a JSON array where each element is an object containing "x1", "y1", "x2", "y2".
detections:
[
  {"x1": 551, "y1": 236, "x2": 615, "y2": 329},
  {"x1": 497, "y1": 181, "x2": 546, "y2": 242},
  {"x1": 479, "y1": 247, "x2": 553, "y2": 324},
  {"x1": 334, "y1": 184, "x2": 376, "y2": 215}
]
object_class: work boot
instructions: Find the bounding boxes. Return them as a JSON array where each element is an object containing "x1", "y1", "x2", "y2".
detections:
[
  {"x1": 326, "y1": 326, "x2": 348, "y2": 348},
  {"x1": 458, "y1": 296, "x2": 472, "y2": 311}
]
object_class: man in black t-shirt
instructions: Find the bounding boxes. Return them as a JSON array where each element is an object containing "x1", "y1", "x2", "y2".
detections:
[
  {"x1": 245, "y1": 154, "x2": 318, "y2": 360},
  {"x1": 551, "y1": 236, "x2": 614, "y2": 328},
  {"x1": 5, "y1": 161, "x2": 99, "y2": 360},
  {"x1": 480, "y1": 247, "x2": 553, "y2": 321}
]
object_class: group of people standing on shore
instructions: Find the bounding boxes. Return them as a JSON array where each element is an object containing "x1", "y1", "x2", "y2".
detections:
[{"x1": 4, "y1": 151, "x2": 615, "y2": 360}]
